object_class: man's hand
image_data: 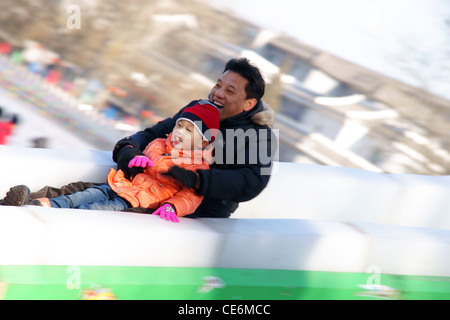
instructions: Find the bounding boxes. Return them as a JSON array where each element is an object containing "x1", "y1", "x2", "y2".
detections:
[
  {"x1": 152, "y1": 203, "x2": 179, "y2": 223},
  {"x1": 163, "y1": 166, "x2": 199, "y2": 189},
  {"x1": 116, "y1": 146, "x2": 146, "y2": 179}
]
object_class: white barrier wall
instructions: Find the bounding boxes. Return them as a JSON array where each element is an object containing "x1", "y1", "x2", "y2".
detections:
[
  {"x1": 234, "y1": 162, "x2": 450, "y2": 230},
  {"x1": 0, "y1": 145, "x2": 449, "y2": 230},
  {"x1": 0, "y1": 205, "x2": 448, "y2": 278},
  {"x1": 0, "y1": 146, "x2": 112, "y2": 194},
  {"x1": 0, "y1": 146, "x2": 449, "y2": 278}
]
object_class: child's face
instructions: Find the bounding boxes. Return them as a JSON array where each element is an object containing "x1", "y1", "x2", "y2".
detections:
[{"x1": 172, "y1": 119, "x2": 207, "y2": 150}]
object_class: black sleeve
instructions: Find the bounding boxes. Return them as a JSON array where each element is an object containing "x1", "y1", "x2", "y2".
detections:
[
  {"x1": 112, "y1": 101, "x2": 198, "y2": 162},
  {"x1": 197, "y1": 126, "x2": 276, "y2": 202},
  {"x1": 197, "y1": 165, "x2": 271, "y2": 202}
]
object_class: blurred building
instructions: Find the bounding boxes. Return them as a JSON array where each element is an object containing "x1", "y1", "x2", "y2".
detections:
[{"x1": 0, "y1": 0, "x2": 448, "y2": 174}]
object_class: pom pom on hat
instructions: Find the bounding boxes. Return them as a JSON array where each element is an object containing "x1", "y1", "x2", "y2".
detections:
[{"x1": 177, "y1": 100, "x2": 220, "y2": 142}]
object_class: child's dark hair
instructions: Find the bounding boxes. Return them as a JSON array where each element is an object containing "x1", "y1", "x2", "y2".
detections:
[{"x1": 223, "y1": 58, "x2": 265, "y2": 101}]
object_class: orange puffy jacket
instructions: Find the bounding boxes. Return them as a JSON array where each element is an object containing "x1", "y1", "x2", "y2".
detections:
[{"x1": 107, "y1": 133, "x2": 212, "y2": 217}]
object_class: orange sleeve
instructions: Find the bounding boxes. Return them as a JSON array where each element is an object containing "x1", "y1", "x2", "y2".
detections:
[
  {"x1": 165, "y1": 161, "x2": 209, "y2": 217},
  {"x1": 165, "y1": 186, "x2": 203, "y2": 217}
]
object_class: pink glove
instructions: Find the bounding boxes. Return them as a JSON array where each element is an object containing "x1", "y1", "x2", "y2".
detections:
[
  {"x1": 152, "y1": 203, "x2": 179, "y2": 223},
  {"x1": 128, "y1": 155, "x2": 153, "y2": 168}
]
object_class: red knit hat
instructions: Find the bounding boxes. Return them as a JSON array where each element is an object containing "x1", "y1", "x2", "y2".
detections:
[{"x1": 177, "y1": 100, "x2": 220, "y2": 143}]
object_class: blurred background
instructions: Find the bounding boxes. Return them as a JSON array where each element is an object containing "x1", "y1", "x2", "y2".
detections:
[{"x1": 0, "y1": 0, "x2": 448, "y2": 175}]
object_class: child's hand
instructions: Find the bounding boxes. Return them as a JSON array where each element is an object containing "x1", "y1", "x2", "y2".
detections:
[
  {"x1": 152, "y1": 203, "x2": 179, "y2": 223},
  {"x1": 128, "y1": 155, "x2": 153, "y2": 168}
]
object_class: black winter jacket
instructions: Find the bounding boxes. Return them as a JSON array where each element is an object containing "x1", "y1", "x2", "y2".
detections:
[{"x1": 113, "y1": 99, "x2": 277, "y2": 218}]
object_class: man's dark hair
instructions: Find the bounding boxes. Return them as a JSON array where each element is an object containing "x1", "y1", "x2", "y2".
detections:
[{"x1": 223, "y1": 57, "x2": 265, "y2": 101}]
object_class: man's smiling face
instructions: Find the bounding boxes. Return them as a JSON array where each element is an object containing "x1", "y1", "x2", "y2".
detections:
[{"x1": 209, "y1": 70, "x2": 257, "y2": 121}]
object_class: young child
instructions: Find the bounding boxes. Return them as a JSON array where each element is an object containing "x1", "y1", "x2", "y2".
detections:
[{"x1": 20, "y1": 100, "x2": 219, "y2": 223}]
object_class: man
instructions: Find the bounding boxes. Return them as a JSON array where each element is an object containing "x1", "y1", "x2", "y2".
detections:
[
  {"x1": 3, "y1": 58, "x2": 276, "y2": 218},
  {"x1": 113, "y1": 57, "x2": 276, "y2": 218}
]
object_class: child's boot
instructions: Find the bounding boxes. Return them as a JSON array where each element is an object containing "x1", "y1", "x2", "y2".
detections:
[{"x1": 3, "y1": 185, "x2": 31, "y2": 206}]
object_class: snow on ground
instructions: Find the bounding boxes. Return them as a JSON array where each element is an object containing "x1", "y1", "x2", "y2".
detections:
[
  {"x1": 0, "y1": 86, "x2": 98, "y2": 150},
  {"x1": 0, "y1": 55, "x2": 131, "y2": 152}
]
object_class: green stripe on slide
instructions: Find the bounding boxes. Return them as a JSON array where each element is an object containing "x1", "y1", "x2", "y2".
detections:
[{"x1": 0, "y1": 265, "x2": 449, "y2": 300}]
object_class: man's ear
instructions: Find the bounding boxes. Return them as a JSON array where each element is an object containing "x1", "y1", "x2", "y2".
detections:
[
  {"x1": 202, "y1": 140, "x2": 209, "y2": 149},
  {"x1": 243, "y1": 98, "x2": 257, "y2": 112}
]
